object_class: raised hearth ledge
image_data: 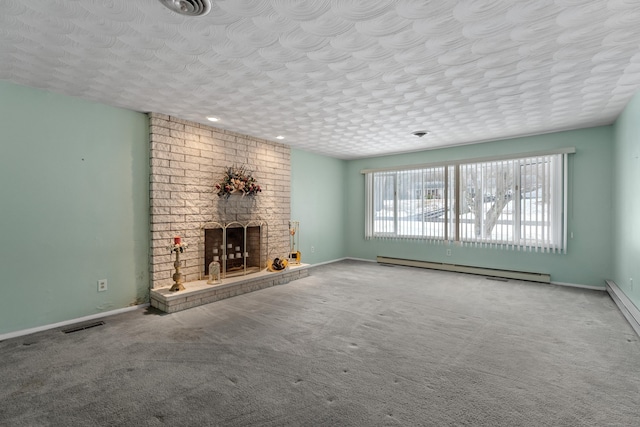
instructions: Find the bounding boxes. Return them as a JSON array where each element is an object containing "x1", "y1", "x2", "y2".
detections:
[{"x1": 150, "y1": 264, "x2": 310, "y2": 313}]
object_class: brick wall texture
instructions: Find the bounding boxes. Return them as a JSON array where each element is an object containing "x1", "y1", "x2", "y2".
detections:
[{"x1": 149, "y1": 113, "x2": 291, "y2": 289}]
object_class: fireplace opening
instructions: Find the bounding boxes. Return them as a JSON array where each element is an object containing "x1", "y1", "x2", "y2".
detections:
[{"x1": 203, "y1": 222, "x2": 265, "y2": 279}]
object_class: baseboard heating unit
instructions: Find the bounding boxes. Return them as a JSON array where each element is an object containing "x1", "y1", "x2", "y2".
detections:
[
  {"x1": 376, "y1": 256, "x2": 551, "y2": 283},
  {"x1": 606, "y1": 280, "x2": 640, "y2": 337}
]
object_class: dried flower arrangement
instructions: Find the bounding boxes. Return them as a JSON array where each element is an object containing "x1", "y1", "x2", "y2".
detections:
[{"x1": 215, "y1": 165, "x2": 262, "y2": 199}]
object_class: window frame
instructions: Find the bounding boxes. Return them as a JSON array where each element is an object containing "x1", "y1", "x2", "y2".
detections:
[{"x1": 363, "y1": 148, "x2": 574, "y2": 253}]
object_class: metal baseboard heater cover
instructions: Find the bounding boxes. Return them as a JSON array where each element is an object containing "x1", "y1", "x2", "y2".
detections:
[
  {"x1": 606, "y1": 280, "x2": 640, "y2": 337},
  {"x1": 377, "y1": 256, "x2": 551, "y2": 283}
]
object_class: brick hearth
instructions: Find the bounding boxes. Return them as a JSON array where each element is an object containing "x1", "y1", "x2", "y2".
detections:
[{"x1": 150, "y1": 265, "x2": 309, "y2": 313}]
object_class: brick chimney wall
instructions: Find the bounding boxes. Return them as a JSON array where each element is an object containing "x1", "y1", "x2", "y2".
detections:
[{"x1": 149, "y1": 113, "x2": 291, "y2": 289}]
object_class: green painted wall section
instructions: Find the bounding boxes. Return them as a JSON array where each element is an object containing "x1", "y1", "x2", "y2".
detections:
[
  {"x1": 291, "y1": 149, "x2": 347, "y2": 264},
  {"x1": 344, "y1": 127, "x2": 613, "y2": 288},
  {"x1": 0, "y1": 78, "x2": 623, "y2": 335},
  {"x1": 612, "y1": 91, "x2": 640, "y2": 308},
  {"x1": 0, "y1": 81, "x2": 149, "y2": 335}
]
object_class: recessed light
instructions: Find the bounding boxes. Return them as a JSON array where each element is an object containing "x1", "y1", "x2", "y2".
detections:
[
  {"x1": 207, "y1": 116, "x2": 219, "y2": 122},
  {"x1": 276, "y1": 135, "x2": 285, "y2": 140}
]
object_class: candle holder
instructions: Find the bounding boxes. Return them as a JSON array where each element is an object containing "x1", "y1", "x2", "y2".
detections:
[
  {"x1": 289, "y1": 220, "x2": 301, "y2": 265},
  {"x1": 168, "y1": 241, "x2": 189, "y2": 292}
]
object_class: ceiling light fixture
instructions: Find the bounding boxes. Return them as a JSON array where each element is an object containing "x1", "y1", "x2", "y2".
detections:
[
  {"x1": 276, "y1": 136, "x2": 285, "y2": 140},
  {"x1": 206, "y1": 116, "x2": 219, "y2": 122},
  {"x1": 158, "y1": 0, "x2": 211, "y2": 17},
  {"x1": 412, "y1": 130, "x2": 429, "y2": 138}
]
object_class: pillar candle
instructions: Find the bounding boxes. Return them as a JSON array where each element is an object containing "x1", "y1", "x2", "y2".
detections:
[
  {"x1": 228, "y1": 254, "x2": 234, "y2": 259},
  {"x1": 236, "y1": 253, "x2": 241, "y2": 259},
  {"x1": 235, "y1": 246, "x2": 240, "y2": 252},
  {"x1": 174, "y1": 236, "x2": 181, "y2": 245},
  {"x1": 213, "y1": 256, "x2": 219, "y2": 261}
]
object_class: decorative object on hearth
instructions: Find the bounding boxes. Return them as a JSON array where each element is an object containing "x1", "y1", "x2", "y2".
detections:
[
  {"x1": 289, "y1": 220, "x2": 301, "y2": 265},
  {"x1": 168, "y1": 237, "x2": 188, "y2": 292},
  {"x1": 267, "y1": 257, "x2": 288, "y2": 272},
  {"x1": 207, "y1": 247, "x2": 221, "y2": 285},
  {"x1": 214, "y1": 165, "x2": 262, "y2": 199},
  {"x1": 207, "y1": 256, "x2": 221, "y2": 284}
]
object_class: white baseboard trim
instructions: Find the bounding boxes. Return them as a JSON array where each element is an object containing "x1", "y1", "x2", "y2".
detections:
[
  {"x1": 606, "y1": 280, "x2": 640, "y2": 337},
  {"x1": 305, "y1": 257, "x2": 375, "y2": 268},
  {"x1": 0, "y1": 303, "x2": 150, "y2": 341},
  {"x1": 312, "y1": 257, "x2": 348, "y2": 266},
  {"x1": 551, "y1": 281, "x2": 605, "y2": 291}
]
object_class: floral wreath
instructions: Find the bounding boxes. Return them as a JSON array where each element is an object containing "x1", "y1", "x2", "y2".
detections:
[{"x1": 215, "y1": 165, "x2": 262, "y2": 199}]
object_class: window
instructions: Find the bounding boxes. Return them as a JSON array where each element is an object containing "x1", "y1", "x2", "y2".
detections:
[
  {"x1": 364, "y1": 151, "x2": 571, "y2": 253},
  {"x1": 369, "y1": 166, "x2": 454, "y2": 239}
]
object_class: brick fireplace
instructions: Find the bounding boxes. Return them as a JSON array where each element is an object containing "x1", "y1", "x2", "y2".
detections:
[{"x1": 148, "y1": 113, "x2": 291, "y2": 291}]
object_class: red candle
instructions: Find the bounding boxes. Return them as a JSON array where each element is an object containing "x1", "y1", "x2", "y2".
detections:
[{"x1": 174, "y1": 236, "x2": 181, "y2": 245}]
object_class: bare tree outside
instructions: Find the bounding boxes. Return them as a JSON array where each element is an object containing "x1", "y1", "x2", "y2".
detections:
[
  {"x1": 370, "y1": 155, "x2": 562, "y2": 250},
  {"x1": 462, "y1": 162, "x2": 515, "y2": 238}
]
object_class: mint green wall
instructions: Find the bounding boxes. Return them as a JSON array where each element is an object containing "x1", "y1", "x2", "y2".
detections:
[
  {"x1": 612, "y1": 91, "x2": 640, "y2": 307},
  {"x1": 345, "y1": 127, "x2": 613, "y2": 288},
  {"x1": 291, "y1": 149, "x2": 347, "y2": 264},
  {"x1": 0, "y1": 78, "x2": 621, "y2": 335},
  {"x1": 0, "y1": 81, "x2": 149, "y2": 335}
]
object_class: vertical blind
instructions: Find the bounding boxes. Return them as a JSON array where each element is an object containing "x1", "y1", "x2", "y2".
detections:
[{"x1": 364, "y1": 152, "x2": 569, "y2": 253}]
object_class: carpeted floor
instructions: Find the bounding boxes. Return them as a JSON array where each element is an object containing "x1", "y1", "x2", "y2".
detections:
[{"x1": 1, "y1": 260, "x2": 639, "y2": 426}]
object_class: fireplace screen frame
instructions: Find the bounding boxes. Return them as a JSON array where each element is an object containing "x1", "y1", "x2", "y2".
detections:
[{"x1": 202, "y1": 220, "x2": 267, "y2": 279}]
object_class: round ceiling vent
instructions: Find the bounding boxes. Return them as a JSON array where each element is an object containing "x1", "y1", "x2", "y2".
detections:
[
  {"x1": 412, "y1": 130, "x2": 430, "y2": 138},
  {"x1": 159, "y1": 0, "x2": 211, "y2": 16}
]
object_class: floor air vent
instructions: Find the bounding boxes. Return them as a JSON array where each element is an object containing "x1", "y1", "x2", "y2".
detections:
[{"x1": 62, "y1": 321, "x2": 105, "y2": 334}]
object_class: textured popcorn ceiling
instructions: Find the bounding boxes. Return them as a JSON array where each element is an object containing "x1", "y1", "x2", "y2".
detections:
[{"x1": 1, "y1": 1, "x2": 640, "y2": 159}]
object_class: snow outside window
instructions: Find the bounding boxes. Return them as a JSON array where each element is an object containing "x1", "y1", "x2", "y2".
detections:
[{"x1": 364, "y1": 153, "x2": 568, "y2": 253}]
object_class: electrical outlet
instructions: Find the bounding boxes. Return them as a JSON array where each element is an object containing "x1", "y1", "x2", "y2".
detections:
[
  {"x1": 98, "y1": 279, "x2": 108, "y2": 292},
  {"x1": 446, "y1": 249, "x2": 452, "y2": 256},
  {"x1": 311, "y1": 246, "x2": 315, "y2": 253}
]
